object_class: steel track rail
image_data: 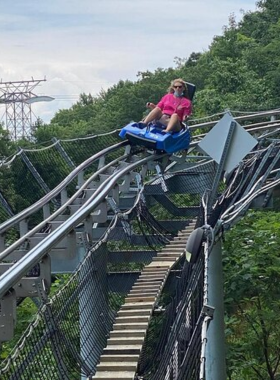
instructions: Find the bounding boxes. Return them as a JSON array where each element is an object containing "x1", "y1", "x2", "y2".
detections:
[
  {"x1": 189, "y1": 120, "x2": 280, "y2": 147},
  {"x1": 0, "y1": 152, "x2": 131, "y2": 262},
  {"x1": 0, "y1": 152, "x2": 166, "y2": 299},
  {"x1": 188, "y1": 109, "x2": 280, "y2": 131},
  {"x1": 0, "y1": 141, "x2": 128, "y2": 234}
]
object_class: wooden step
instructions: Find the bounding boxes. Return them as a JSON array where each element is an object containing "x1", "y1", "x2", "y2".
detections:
[
  {"x1": 107, "y1": 337, "x2": 144, "y2": 345},
  {"x1": 124, "y1": 296, "x2": 156, "y2": 303},
  {"x1": 110, "y1": 330, "x2": 146, "y2": 338},
  {"x1": 113, "y1": 322, "x2": 148, "y2": 330},
  {"x1": 129, "y1": 290, "x2": 160, "y2": 296},
  {"x1": 167, "y1": 240, "x2": 187, "y2": 245},
  {"x1": 93, "y1": 370, "x2": 135, "y2": 379},
  {"x1": 166, "y1": 241, "x2": 186, "y2": 245},
  {"x1": 130, "y1": 285, "x2": 160, "y2": 290},
  {"x1": 96, "y1": 361, "x2": 138, "y2": 371},
  {"x1": 136, "y1": 277, "x2": 164, "y2": 282},
  {"x1": 153, "y1": 257, "x2": 180, "y2": 261},
  {"x1": 122, "y1": 302, "x2": 154, "y2": 310},
  {"x1": 161, "y1": 247, "x2": 184, "y2": 252},
  {"x1": 115, "y1": 315, "x2": 150, "y2": 323},
  {"x1": 136, "y1": 277, "x2": 165, "y2": 283},
  {"x1": 132, "y1": 281, "x2": 162, "y2": 286},
  {"x1": 125, "y1": 292, "x2": 158, "y2": 298},
  {"x1": 178, "y1": 231, "x2": 192, "y2": 236},
  {"x1": 146, "y1": 262, "x2": 172, "y2": 268},
  {"x1": 173, "y1": 236, "x2": 188, "y2": 241},
  {"x1": 117, "y1": 309, "x2": 151, "y2": 316},
  {"x1": 103, "y1": 345, "x2": 142, "y2": 355},
  {"x1": 141, "y1": 270, "x2": 167, "y2": 274},
  {"x1": 130, "y1": 283, "x2": 161, "y2": 289},
  {"x1": 157, "y1": 253, "x2": 182, "y2": 257},
  {"x1": 100, "y1": 355, "x2": 139, "y2": 362},
  {"x1": 132, "y1": 281, "x2": 162, "y2": 287},
  {"x1": 142, "y1": 267, "x2": 168, "y2": 272},
  {"x1": 155, "y1": 256, "x2": 181, "y2": 260},
  {"x1": 130, "y1": 287, "x2": 161, "y2": 293}
]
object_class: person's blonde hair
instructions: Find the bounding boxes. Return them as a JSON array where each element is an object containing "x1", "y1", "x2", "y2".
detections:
[{"x1": 168, "y1": 78, "x2": 189, "y2": 98}]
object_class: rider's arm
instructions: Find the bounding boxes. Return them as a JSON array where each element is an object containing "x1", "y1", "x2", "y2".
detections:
[{"x1": 146, "y1": 102, "x2": 156, "y2": 110}]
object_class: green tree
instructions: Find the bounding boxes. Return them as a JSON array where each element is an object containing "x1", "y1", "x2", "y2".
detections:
[{"x1": 223, "y1": 210, "x2": 280, "y2": 380}]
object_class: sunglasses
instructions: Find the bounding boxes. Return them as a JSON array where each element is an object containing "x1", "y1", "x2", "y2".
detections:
[{"x1": 174, "y1": 85, "x2": 183, "y2": 89}]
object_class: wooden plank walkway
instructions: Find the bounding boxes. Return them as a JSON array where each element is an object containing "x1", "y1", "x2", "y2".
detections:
[{"x1": 91, "y1": 221, "x2": 196, "y2": 380}]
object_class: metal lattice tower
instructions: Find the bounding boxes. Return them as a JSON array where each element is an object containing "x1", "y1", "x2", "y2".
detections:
[{"x1": 0, "y1": 79, "x2": 54, "y2": 140}]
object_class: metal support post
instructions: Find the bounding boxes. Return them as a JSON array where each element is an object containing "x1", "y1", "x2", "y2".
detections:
[
  {"x1": 205, "y1": 239, "x2": 226, "y2": 380},
  {"x1": 52, "y1": 137, "x2": 76, "y2": 169},
  {"x1": 78, "y1": 171, "x2": 84, "y2": 189},
  {"x1": 0, "y1": 191, "x2": 14, "y2": 217},
  {"x1": 43, "y1": 203, "x2": 51, "y2": 219},
  {"x1": 19, "y1": 219, "x2": 28, "y2": 237},
  {"x1": 19, "y1": 149, "x2": 59, "y2": 208}
]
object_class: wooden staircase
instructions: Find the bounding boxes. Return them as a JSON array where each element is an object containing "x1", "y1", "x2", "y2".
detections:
[{"x1": 91, "y1": 221, "x2": 196, "y2": 380}]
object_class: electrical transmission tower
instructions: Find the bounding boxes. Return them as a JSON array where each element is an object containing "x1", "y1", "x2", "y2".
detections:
[{"x1": 0, "y1": 78, "x2": 54, "y2": 140}]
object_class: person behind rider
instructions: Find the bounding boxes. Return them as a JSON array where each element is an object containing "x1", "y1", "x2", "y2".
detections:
[{"x1": 142, "y1": 78, "x2": 192, "y2": 133}]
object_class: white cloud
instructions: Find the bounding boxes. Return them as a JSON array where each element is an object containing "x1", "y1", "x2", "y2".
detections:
[{"x1": 0, "y1": 0, "x2": 257, "y2": 124}]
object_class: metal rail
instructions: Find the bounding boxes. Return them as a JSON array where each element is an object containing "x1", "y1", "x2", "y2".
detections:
[
  {"x1": 0, "y1": 152, "x2": 165, "y2": 299},
  {"x1": 0, "y1": 141, "x2": 128, "y2": 234},
  {"x1": 0, "y1": 152, "x2": 131, "y2": 261},
  {"x1": 189, "y1": 120, "x2": 280, "y2": 147},
  {"x1": 189, "y1": 109, "x2": 280, "y2": 131}
]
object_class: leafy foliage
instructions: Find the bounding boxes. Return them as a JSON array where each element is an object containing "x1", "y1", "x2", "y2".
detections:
[
  {"x1": 0, "y1": 298, "x2": 37, "y2": 360},
  {"x1": 223, "y1": 210, "x2": 280, "y2": 380}
]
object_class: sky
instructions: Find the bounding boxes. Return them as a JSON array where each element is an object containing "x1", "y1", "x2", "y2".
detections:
[{"x1": 0, "y1": 0, "x2": 258, "y2": 124}]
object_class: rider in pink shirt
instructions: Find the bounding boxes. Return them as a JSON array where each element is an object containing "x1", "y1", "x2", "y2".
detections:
[
  {"x1": 157, "y1": 93, "x2": 192, "y2": 122},
  {"x1": 143, "y1": 78, "x2": 192, "y2": 133}
]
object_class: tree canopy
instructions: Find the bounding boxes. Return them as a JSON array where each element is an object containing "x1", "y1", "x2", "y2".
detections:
[{"x1": 19, "y1": 0, "x2": 277, "y2": 143}]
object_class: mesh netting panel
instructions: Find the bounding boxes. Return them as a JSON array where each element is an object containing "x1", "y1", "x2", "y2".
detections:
[
  {"x1": 59, "y1": 131, "x2": 122, "y2": 166},
  {"x1": 107, "y1": 209, "x2": 170, "y2": 272},
  {"x1": 1, "y1": 203, "x2": 173, "y2": 379},
  {"x1": 9, "y1": 155, "x2": 47, "y2": 212},
  {"x1": 0, "y1": 131, "x2": 123, "y2": 216},
  {"x1": 0, "y1": 244, "x2": 122, "y2": 380},
  {"x1": 138, "y1": 255, "x2": 204, "y2": 380},
  {"x1": 22, "y1": 148, "x2": 74, "y2": 191},
  {"x1": 0, "y1": 204, "x2": 12, "y2": 224}
]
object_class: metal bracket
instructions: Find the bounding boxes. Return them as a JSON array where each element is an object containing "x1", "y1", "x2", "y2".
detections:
[
  {"x1": 0, "y1": 289, "x2": 16, "y2": 342},
  {"x1": 0, "y1": 255, "x2": 51, "y2": 298},
  {"x1": 202, "y1": 304, "x2": 215, "y2": 318}
]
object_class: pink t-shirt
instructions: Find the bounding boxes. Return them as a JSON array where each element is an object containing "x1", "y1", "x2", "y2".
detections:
[{"x1": 157, "y1": 94, "x2": 192, "y2": 122}]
